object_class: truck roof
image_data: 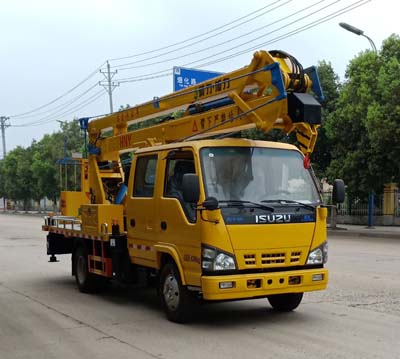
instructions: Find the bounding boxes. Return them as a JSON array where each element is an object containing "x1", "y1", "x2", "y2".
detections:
[{"x1": 134, "y1": 138, "x2": 301, "y2": 155}]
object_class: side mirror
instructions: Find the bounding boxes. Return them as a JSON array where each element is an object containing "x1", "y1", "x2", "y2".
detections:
[
  {"x1": 332, "y1": 179, "x2": 345, "y2": 204},
  {"x1": 202, "y1": 197, "x2": 219, "y2": 211},
  {"x1": 182, "y1": 173, "x2": 200, "y2": 203}
]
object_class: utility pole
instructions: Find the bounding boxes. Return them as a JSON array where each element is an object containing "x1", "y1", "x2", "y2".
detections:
[
  {"x1": 0, "y1": 116, "x2": 10, "y2": 211},
  {"x1": 100, "y1": 61, "x2": 119, "y2": 113},
  {"x1": 0, "y1": 116, "x2": 10, "y2": 159}
]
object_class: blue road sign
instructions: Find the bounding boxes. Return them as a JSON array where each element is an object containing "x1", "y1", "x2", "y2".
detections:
[{"x1": 173, "y1": 66, "x2": 223, "y2": 92}]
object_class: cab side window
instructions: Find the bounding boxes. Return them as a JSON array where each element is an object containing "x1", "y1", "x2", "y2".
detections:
[
  {"x1": 133, "y1": 155, "x2": 157, "y2": 197},
  {"x1": 164, "y1": 152, "x2": 196, "y2": 221}
]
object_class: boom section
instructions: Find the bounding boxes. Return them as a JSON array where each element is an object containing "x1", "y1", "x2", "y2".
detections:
[{"x1": 87, "y1": 50, "x2": 322, "y2": 161}]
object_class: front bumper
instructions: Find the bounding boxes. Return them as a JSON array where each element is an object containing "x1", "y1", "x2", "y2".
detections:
[{"x1": 201, "y1": 268, "x2": 328, "y2": 300}]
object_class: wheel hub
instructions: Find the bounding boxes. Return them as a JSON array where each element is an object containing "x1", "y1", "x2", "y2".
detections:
[{"x1": 163, "y1": 274, "x2": 180, "y2": 311}]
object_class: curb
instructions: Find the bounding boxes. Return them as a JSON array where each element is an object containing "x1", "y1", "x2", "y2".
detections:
[
  {"x1": 0, "y1": 211, "x2": 45, "y2": 217},
  {"x1": 328, "y1": 228, "x2": 400, "y2": 240}
]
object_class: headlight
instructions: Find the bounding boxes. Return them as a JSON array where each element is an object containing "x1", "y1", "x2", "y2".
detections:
[
  {"x1": 214, "y1": 253, "x2": 236, "y2": 270},
  {"x1": 307, "y1": 241, "x2": 328, "y2": 265},
  {"x1": 202, "y1": 245, "x2": 236, "y2": 271}
]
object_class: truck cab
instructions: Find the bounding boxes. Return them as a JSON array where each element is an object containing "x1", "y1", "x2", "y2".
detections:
[{"x1": 125, "y1": 138, "x2": 330, "y2": 321}]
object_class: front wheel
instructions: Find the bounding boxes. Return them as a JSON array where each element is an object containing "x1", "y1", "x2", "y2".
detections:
[
  {"x1": 267, "y1": 293, "x2": 303, "y2": 311},
  {"x1": 159, "y1": 262, "x2": 196, "y2": 323}
]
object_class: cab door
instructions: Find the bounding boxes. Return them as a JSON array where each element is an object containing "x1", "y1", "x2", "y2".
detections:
[
  {"x1": 157, "y1": 149, "x2": 202, "y2": 286},
  {"x1": 126, "y1": 153, "x2": 159, "y2": 267}
]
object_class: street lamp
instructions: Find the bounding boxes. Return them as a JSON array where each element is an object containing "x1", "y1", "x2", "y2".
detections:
[{"x1": 339, "y1": 22, "x2": 377, "y2": 52}]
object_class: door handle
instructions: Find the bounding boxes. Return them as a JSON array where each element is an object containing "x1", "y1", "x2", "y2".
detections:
[{"x1": 130, "y1": 218, "x2": 135, "y2": 227}]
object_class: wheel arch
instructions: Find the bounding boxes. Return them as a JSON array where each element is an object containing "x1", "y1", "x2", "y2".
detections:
[{"x1": 155, "y1": 244, "x2": 187, "y2": 285}]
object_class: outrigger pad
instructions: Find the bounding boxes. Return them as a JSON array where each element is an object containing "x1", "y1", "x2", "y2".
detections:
[{"x1": 288, "y1": 92, "x2": 321, "y2": 125}]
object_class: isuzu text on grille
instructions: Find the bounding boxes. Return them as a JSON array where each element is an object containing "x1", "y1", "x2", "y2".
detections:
[{"x1": 255, "y1": 214, "x2": 291, "y2": 223}]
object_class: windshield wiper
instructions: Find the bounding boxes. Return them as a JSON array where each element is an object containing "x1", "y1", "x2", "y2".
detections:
[
  {"x1": 219, "y1": 200, "x2": 274, "y2": 212},
  {"x1": 260, "y1": 199, "x2": 315, "y2": 211}
]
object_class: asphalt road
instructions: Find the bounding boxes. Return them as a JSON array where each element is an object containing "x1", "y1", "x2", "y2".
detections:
[{"x1": 0, "y1": 213, "x2": 399, "y2": 359}]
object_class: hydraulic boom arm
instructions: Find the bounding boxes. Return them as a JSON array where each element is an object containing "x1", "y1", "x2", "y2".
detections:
[
  {"x1": 81, "y1": 50, "x2": 323, "y2": 205},
  {"x1": 86, "y1": 50, "x2": 322, "y2": 161}
]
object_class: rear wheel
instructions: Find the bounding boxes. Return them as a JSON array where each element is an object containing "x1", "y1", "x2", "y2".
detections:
[
  {"x1": 267, "y1": 293, "x2": 303, "y2": 311},
  {"x1": 159, "y1": 262, "x2": 196, "y2": 323},
  {"x1": 74, "y1": 246, "x2": 107, "y2": 293}
]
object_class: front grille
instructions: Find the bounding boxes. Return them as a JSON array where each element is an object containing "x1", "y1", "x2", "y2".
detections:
[
  {"x1": 262, "y1": 252, "x2": 285, "y2": 264},
  {"x1": 244, "y1": 254, "x2": 256, "y2": 265},
  {"x1": 242, "y1": 251, "x2": 303, "y2": 268},
  {"x1": 291, "y1": 251, "x2": 302, "y2": 264}
]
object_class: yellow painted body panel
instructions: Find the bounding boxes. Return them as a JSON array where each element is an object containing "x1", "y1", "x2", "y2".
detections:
[
  {"x1": 227, "y1": 223, "x2": 315, "y2": 270},
  {"x1": 312, "y1": 207, "x2": 328, "y2": 249},
  {"x1": 60, "y1": 191, "x2": 89, "y2": 217},
  {"x1": 157, "y1": 198, "x2": 202, "y2": 286},
  {"x1": 200, "y1": 211, "x2": 234, "y2": 254},
  {"x1": 154, "y1": 244, "x2": 189, "y2": 285},
  {"x1": 81, "y1": 204, "x2": 124, "y2": 236},
  {"x1": 125, "y1": 148, "x2": 203, "y2": 286}
]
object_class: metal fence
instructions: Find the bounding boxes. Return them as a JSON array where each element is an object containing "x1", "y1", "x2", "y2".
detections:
[
  {"x1": 2, "y1": 198, "x2": 56, "y2": 212},
  {"x1": 322, "y1": 190, "x2": 399, "y2": 217}
]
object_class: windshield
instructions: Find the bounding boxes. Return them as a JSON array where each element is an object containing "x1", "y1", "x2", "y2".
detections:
[{"x1": 200, "y1": 146, "x2": 320, "y2": 205}]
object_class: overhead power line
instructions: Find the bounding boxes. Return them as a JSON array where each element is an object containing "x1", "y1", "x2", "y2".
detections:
[
  {"x1": 13, "y1": 82, "x2": 99, "y2": 120},
  {"x1": 115, "y1": 0, "x2": 332, "y2": 72},
  {"x1": 109, "y1": 0, "x2": 286, "y2": 62},
  {"x1": 195, "y1": 0, "x2": 371, "y2": 68},
  {"x1": 5, "y1": 1, "x2": 291, "y2": 124},
  {"x1": 6, "y1": 2, "x2": 286, "y2": 123},
  {"x1": 6, "y1": 0, "x2": 370, "y2": 128},
  {"x1": 115, "y1": 0, "x2": 369, "y2": 84},
  {"x1": 112, "y1": 0, "x2": 293, "y2": 69},
  {"x1": 174, "y1": 0, "x2": 344, "y2": 69},
  {"x1": 11, "y1": 90, "x2": 105, "y2": 127},
  {"x1": 9, "y1": 62, "x2": 105, "y2": 119}
]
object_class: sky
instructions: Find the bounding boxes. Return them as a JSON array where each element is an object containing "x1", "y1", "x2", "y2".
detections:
[{"x1": 1, "y1": 0, "x2": 398, "y2": 156}]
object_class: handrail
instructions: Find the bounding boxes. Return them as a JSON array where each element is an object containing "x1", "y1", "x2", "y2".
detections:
[{"x1": 44, "y1": 215, "x2": 82, "y2": 230}]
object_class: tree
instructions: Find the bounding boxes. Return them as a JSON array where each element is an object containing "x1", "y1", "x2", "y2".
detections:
[
  {"x1": 58, "y1": 119, "x2": 84, "y2": 156},
  {"x1": 35, "y1": 120, "x2": 83, "y2": 204},
  {"x1": 311, "y1": 61, "x2": 341, "y2": 178},
  {"x1": 325, "y1": 34, "x2": 400, "y2": 199},
  {"x1": 31, "y1": 135, "x2": 63, "y2": 207},
  {"x1": 0, "y1": 119, "x2": 84, "y2": 211},
  {"x1": 364, "y1": 40, "x2": 400, "y2": 183},
  {"x1": 28, "y1": 141, "x2": 45, "y2": 209},
  {"x1": 2, "y1": 147, "x2": 34, "y2": 210}
]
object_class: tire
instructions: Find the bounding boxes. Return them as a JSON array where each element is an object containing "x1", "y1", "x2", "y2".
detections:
[
  {"x1": 159, "y1": 262, "x2": 196, "y2": 323},
  {"x1": 74, "y1": 246, "x2": 107, "y2": 293},
  {"x1": 267, "y1": 292, "x2": 303, "y2": 312}
]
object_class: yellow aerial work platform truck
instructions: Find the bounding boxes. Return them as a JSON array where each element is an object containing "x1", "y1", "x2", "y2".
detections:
[{"x1": 43, "y1": 50, "x2": 344, "y2": 322}]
